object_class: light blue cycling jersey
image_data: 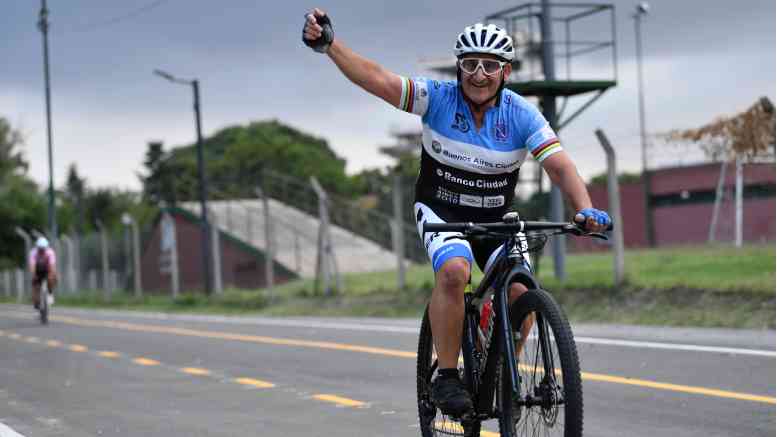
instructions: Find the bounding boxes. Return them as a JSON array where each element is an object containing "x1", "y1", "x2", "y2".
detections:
[
  {"x1": 399, "y1": 77, "x2": 560, "y2": 272},
  {"x1": 399, "y1": 77, "x2": 561, "y2": 223}
]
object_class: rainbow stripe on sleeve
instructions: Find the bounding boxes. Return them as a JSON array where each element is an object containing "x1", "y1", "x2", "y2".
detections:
[
  {"x1": 399, "y1": 77, "x2": 415, "y2": 113},
  {"x1": 531, "y1": 139, "x2": 562, "y2": 162}
]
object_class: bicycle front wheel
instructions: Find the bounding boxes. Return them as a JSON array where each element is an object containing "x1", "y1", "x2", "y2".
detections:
[
  {"x1": 417, "y1": 305, "x2": 481, "y2": 437},
  {"x1": 496, "y1": 289, "x2": 582, "y2": 437}
]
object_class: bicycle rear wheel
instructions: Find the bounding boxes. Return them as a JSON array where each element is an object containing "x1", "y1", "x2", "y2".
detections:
[
  {"x1": 417, "y1": 305, "x2": 481, "y2": 437},
  {"x1": 496, "y1": 289, "x2": 582, "y2": 437}
]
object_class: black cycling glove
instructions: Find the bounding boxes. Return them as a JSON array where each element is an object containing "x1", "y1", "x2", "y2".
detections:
[{"x1": 302, "y1": 13, "x2": 334, "y2": 54}]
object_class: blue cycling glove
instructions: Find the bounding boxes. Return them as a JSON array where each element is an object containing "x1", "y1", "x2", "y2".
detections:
[{"x1": 574, "y1": 208, "x2": 611, "y2": 228}]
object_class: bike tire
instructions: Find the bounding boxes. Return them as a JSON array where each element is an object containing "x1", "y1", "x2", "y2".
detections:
[
  {"x1": 39, "y1": 293, "x2": 48, "y2": 325},
  {"x1": 417, "y1": 305, "x2": 481, "y2": 437},
  {"x1": 496, "y1": 289, "x2": 582, "y2": 437}
]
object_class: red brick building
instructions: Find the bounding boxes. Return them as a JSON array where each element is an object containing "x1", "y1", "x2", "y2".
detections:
[
  {"x1": 578, "y1": 162, "x2": 775, "y2": 249},
  {"x1": 140, "y1": 208, "x2": 297, "y2": 293}
]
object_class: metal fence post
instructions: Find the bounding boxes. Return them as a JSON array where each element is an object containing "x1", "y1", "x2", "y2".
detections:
[
  {"x1": 209, "y1": 209, "x2": 223, "y2": 295},
  {"x1": 310, "y1": 177, "x2": 340, "y2": 295},
  {"x1": 15, "y1": 269, "x2": 24, "y2": 303},
  {"x1": 735, "y1": 155, "x2": 743, "y2": 247},
  {"x1": 14, "y1": 227, "x2": 31, "y2": 298},
  {"x1": 392, "y1": 173, "x2": 406, "y2": 290},
  {"x1": 594, "y1": 129, "x2": 626, "y2": 286},
  {"x1": 60, "y1": 234, "x2": 76, "y2": 294},
  {"x1": 96, "y1": 220, "x2": 110, "y2": 299},
  {"x1": 161, "y1": 212, "x2": 180, "y2": 298},
  {"x1": 255, "y1": 186, "x2": 274, "y2": 295}
]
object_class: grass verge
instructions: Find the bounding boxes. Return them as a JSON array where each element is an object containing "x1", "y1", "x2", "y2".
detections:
[{"x1": 1, "y1": 243, "x2": 773, "y2": 329}]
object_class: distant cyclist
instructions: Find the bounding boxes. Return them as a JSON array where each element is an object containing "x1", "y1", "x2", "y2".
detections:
[
  {"x1": 28, "y1": 237, "x2": 57, "y2": 310},
  {"x1": 303, "y1": 9, "x2": 611, "y2": 417}
]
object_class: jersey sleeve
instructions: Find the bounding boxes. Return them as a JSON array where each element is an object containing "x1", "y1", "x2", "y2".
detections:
[
  {"x1": 396, "y1": 77, "x2": 432, "y2": 117},
  {"x1": 523, "y1": 106, "x2": 562, "y2": 163}
]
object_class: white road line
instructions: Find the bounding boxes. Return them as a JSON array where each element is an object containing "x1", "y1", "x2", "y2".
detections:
[
  {"x1": 0, "y1": 422, "x2": 25, "y2": 437},
  {"x1": 574, "y1": 336, "x2": 776, "y2": 357}
]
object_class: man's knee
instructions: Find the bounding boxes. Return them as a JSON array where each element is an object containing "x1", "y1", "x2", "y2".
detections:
[{"x1": 435, "y1": 258, "x2": 470, "y2": 293}]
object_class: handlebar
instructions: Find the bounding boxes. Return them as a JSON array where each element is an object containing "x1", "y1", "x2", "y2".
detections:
[{"x1": 423, "y1": 220, "x2": 613, "y2": 238}]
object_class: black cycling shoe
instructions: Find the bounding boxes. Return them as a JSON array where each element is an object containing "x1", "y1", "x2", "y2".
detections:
[{"x1": 431, "y1": 376, "x2": 474, "y2": 417}]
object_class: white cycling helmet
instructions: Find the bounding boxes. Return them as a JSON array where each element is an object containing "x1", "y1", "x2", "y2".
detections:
[
  {"x1": 35, "y1": 237, "x2": 49, "y2": 249},
  {"x1": 454, "y1": 23, "x2": 514, "y2": 62}
]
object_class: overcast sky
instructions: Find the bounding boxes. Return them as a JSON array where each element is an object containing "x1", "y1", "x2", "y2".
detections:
[{"x1": 2, "y1": 0, "x2": 774, "y2": 192}]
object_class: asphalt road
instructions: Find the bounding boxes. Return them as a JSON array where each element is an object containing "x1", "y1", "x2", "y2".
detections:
[{"x1": 0, "y1": 304, "x2": 774, "y2": 437}]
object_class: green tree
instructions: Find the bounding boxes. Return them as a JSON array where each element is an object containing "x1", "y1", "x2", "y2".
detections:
[
  {"x1": 0, "y1": 117, "x2": 43, "y2": 267},
  {"x1": 65, "y1": 163, "x2": 86, "y2": 236},
  {"x1": 139, "y1": 141, "x2": 178, "y2": 205},
  {"x1": 0, "y1": 117, "x2": 27, "y2": 181}
]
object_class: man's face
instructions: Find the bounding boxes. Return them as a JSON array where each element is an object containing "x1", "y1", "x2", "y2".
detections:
[{"x1": 458, "y1": 54, "x2": 511, "y2": 106}]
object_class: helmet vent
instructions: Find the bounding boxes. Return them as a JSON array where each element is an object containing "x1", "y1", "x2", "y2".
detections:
[
  {"x1": 469, "y1": 31, "x2": 478, "y2": 47},
  {"x1": 487, "y1": 33, "x2": 498, "y2": 47},
  {"x1": 480, "y1": 29, "x2": 487, "y2": 46},
  {"x1": 494, "y1": 37, "x2": 508, "y2": 49}
]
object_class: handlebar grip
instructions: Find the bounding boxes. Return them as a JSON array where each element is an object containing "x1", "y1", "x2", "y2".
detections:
[{"x1": 422, "y1": 223, "x2": 467, "y2": 233}]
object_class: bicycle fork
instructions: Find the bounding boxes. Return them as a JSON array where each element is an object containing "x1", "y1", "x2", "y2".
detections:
[{"x1": 496, "y1": 275, "x2": 521, "y2": 403}]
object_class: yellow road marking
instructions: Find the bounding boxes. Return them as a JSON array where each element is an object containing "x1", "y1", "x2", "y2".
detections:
[
  {"x1": 133, "y1": 357, "x2": 160, "y2": 366},
  {"x1": 181, "y1": 367, "x2": 211, "y2": 376},
  {"x1": 234, "y1": 377, "x2": 275, "y2": 388},
  {"x1": 45, "y1": 314, "x2": 776, "y2": 405},
  {"x1": 46, "y1": 340, "x2": 61, "y2": 347},
  {"x1": 98, "y1": 351, "x2": 120, "y2": 358},
  {"x1": 312, "y1": 394, "x2": 365, "y2": 407},
  {"x1": 54, "y1": 315, "x2": 416, "y2": 358},
  {"x1": 581, "y1": 371, "x2": 776, "y2": 404},
  {"x1": 25, "y1": 336, "x2": 40, "y2": 343},
  {"x1": 69, "y1": 344, "x2": 88, "y2": 352}
]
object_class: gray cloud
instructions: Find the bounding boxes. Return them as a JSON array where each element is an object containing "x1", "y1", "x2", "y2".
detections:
[{"x1": 1, "y1": 0, "x2": 774, "y2": 190}]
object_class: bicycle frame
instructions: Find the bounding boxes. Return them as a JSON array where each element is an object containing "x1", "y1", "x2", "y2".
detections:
[{"x1": 463, "y1": 231, "x2": 542, "y2": 417}]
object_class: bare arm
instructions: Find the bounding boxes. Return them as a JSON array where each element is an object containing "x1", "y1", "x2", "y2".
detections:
[
  {"x1": 540, "y1": 151, "x2": 592, "y2": 213},
  {"x1": 304, "y1": 9, "x2": 403, "y2": 107}
]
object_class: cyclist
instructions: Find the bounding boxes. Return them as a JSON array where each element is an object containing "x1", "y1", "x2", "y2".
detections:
[
  {"x1": 28, "y1": 237, "x2": 57, "y2": 310},
  {"x1": 302, "y1": 9, "x2": 611, "y2": 417}
]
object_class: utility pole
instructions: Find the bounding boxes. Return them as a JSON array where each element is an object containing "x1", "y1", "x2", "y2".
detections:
[
  {"x1": 634, "y1": 2, "x2": 654, "y2": 246},
  {"x1": 38, "y1": 0, "x2": 57, "y2": 238},
  {"x1": 540, "y1": 0, "x2": 566, "y2": 281},
  {"x1": 154, "y1": 70, "x2": 213, "y2": 294}
]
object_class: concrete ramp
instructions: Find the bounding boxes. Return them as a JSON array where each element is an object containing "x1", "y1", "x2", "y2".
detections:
[{"x1": 182, "y1": 199, "x2": 407, "y2": 278}]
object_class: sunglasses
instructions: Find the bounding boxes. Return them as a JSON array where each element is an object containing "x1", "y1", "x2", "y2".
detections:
[{"x1": 458, "y1": 58, "x2": 507, "y2": 76}]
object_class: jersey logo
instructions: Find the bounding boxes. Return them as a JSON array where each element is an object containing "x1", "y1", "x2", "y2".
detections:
[
  {"x1": 495, "y1": 121, "x2": 508, "y2": 142},
  {"x1": 451, "y1": 113, "x2": 470, "y2": 133}
]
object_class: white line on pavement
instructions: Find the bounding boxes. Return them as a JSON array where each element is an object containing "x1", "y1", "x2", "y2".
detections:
[
  {"x1": 0, "y1": 422, "x2": 25, "y2": 437},
  {"x1": 0, "y1": 306, "x2": 773, "y2": 357}
]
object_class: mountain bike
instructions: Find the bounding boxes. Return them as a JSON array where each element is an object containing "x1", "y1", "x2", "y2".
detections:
[{"x1": 416, "y1": 212, "x2": 611, "y2": 437}]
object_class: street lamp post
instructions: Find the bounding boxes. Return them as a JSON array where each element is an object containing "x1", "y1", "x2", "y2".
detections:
[
  {"x1": 37, "y1": 0, "x2": 57, "y2": 238},
  {"x1": 634, "y1": 2, "x2": 655, "y2": 246},
  {"x1": 154, "y1": 69, "x2": 213, "y2": 294}
]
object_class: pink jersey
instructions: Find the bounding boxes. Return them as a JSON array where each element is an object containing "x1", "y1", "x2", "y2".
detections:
[{"x1": 28, "y1": 248, "x2": 57, "y2": 271}]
